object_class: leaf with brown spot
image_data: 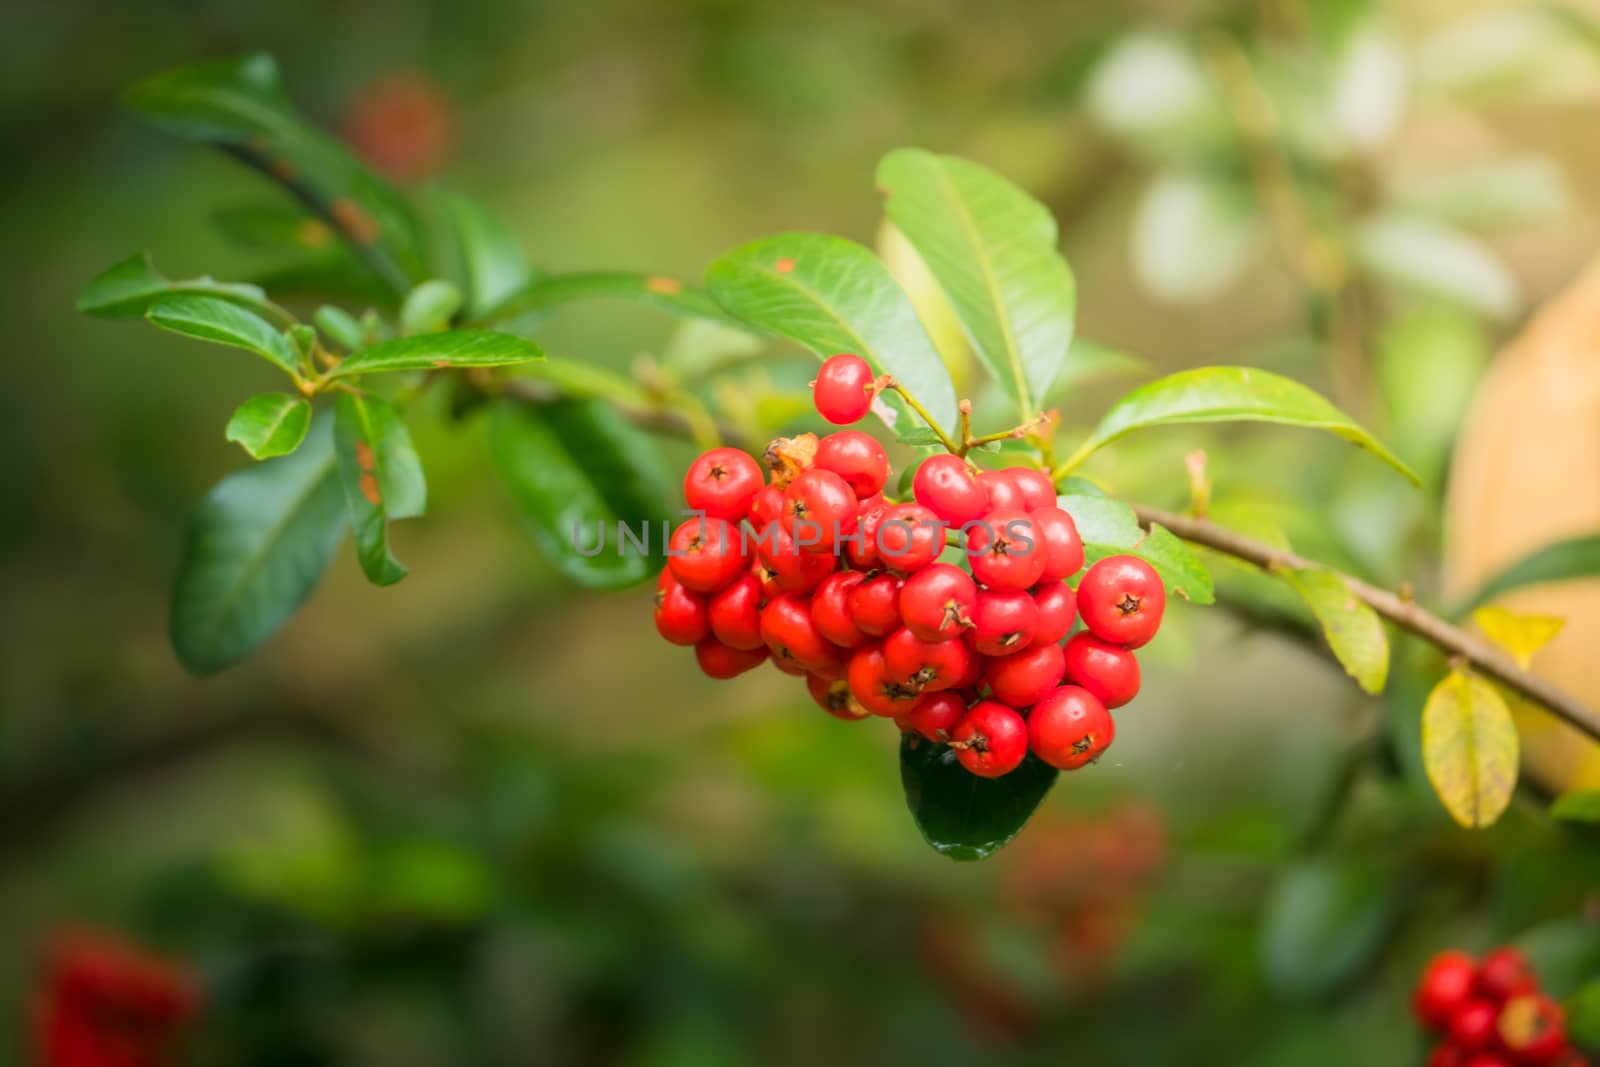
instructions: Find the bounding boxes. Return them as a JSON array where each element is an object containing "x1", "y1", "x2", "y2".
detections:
[
  {"x1": 333, "y1": 393, "x2": 426, "y2": 586},
  {"x1": 1422, "y1": 668, "x2": 1519, "y2": 828}
]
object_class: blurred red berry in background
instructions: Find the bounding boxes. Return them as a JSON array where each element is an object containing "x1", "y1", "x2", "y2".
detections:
[
  {"x1": 32, "y1": 929, "x2": 198, "y2": 1067},
  {"x1": 340, "y1": 72, "x2": 456, "y2": 182}
]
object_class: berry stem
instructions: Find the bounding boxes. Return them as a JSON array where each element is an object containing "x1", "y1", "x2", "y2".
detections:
[{"x1": 881, "y1": 377, "x2": 960, "y2": 454}]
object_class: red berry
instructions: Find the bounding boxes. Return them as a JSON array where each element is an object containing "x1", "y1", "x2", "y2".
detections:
[
  {"x1": 979, "y1": 469, "x2": 1025, "y2": 512},
  {"x1": 902, "y1": 690, "x2": 967, "y2": 742},
  {"x1": 847, "y1": 644, "x2": 925, "y2": 717},
  {"x1": 1479, "y1": 946, "x2": 1537, "y2": 1002},
  {"x1": 950, "y1": 700, "x2": 1029, "y2": 778},
  {"x1": 811, "y1": 571, "x2": 870, "y2": 649},
  {"x1": 1028, "y1": 686, "x2": 1114, "y2": 770},
  {"x1": 899, "y1": 563, "x2": 977, "y2": 641},
  {"x1": 781, "y1": 468, "x2": 858, "y2": 554},
  {"x1": 877, "y1": 503, "x2": 944, "y2": 574},
  {"x1": 849, "y1": 502, "x2": 888, "y2": 569},
  {"x1": 1448, "y1": 1000, "x2": 1499, "y2": 1051},
  {"x1": 755, "y1": 522, "x2": 836, "y2": 593},
  {"x1": 1427, "y1": 1046, "x2": 1469, "y2": 1067},
  {"x1": 1498, "y1": 993, "x2": 1566, "y2": 1063},
  {"x1": 750, "y1": 484, "x2": 785, "y2": 527},
  {"x1": 966, "y1": 510, "x2": 1047, "y2": 591},
  {"x1": 1009, "y1": 468, "x2": 1057, "y2": 511},
  {"x1": 706, "y1": 572, "x2": 765, "y2": 650},
  {"x1": 848, "y1": 573, "x2": 904, "y2": 636},
  {"x1": 1415, "y1": 952, "x2": 1479, "y2": 1032},
  {"x1": 760, "y1": 593, "x2": 839, "y2": 672},
  {"x1": 751, "y1": 560, "x2": 783, "y2": 599},
  {"x1": 667, "y1": 517, "x2": 751, "y2": 593},
  {"x1": 814, "y1": 353, "x2": 875, "y2": 424},
  {"x1": 913, "y1": 454, "x2": 989, "y2": 526},
  {"x1": 1031, "y1": 506, "x2": 1085, "y2": 581},
  {"x1": 883, "y1": 627, "x2": 972, "y2": 692},
  {"x1": 1462, "y1": 1056, "x2": 1512, "y2": 1067},
  {"x1": 969, "y1": 588, "x2": 1038, "y2": 656},
  {"x1": 695, "y1": 637, "x2": 769, "y2": 679},
  {"x1": 654, "y1": 568, "x2": 708, "y2": 646},
  {"x1": 815, "y1": 430, "x2": 889, "y2": 498},
  {"x1": 984, "y1": 640, "x2": 1066, "y2": 708},
  {"x1": 1078, "y1": 555, "x2": 1166, "y2": 648},
  {"x1": 1031, "y1": 581, "x2": 1078, "y2": 643},
  {"x1": 1063, "y1": 632, "x2": 1141, "y2": 709},
  {"x1": 684, "y1": 447, "x2": 763, "y2": 520},
  {"x1": 807, "y1": 673, "x2": 869, "y2": 721}
]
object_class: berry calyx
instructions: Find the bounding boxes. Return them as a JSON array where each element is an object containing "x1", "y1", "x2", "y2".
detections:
[
  {"x1": 695, "y1": 638, "x2": 769, "y2": 679},
  {"x1": 968, "y1": 588, "x2": 1039, "y2": 656},
  {"x1": 706, "y1": 571, "x2": 766, "y2": 650},
  {"x1": 1028, "y1": 686, "x2": 1114, "y2": 770},
  {"x1": 1063, "y1": 632, "x2": 1141, "y2": 709},
  {"x1": 984, "y1": 640, "x2": 1066, "y2": 709},
  {"x1": 966, "y1": 509, "x2": 1047, "y2": 591},
  {"x1": 1078, "y1": 555, "x2": 1166, "y2": 648},
  {"x1": 654, "y1": 568, "x2": 709, "y2": 646},
  {"x1": 1497, "y1": 993, "x2": 1566, "y2": 1063},
  {"x1": 667, "y1": 516, "x2": 751, "y2": 593},
  {"x1": 899, "y1": 563, "x2": 978, "y2": 641},
  {"x1": 814, "y1": 430, "x2": 889, "y2": 498},
  {"x1": 913, "y1": 454, "x2": 990, "y2": 526},
  {"x1": 813, "y1": 353, "x2": 876, "y2": 424},
  {"x1": 949, "y1": 700, "x2": 1029, "y2": 778},
  {"x1": 807, "y1": 673, "x2": 869, "y2": 721},
  {"x1": 684, "y1": 447, "x2": 763, "y2": 520},
  {"x1": 847, "y1": 644, "x2": 926, "y2": 718},
  {"x1": 882, "y1": 626, "x2": 972, "y2": 692}
]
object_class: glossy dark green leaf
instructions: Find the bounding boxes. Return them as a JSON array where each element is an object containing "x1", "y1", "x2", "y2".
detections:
[
  {"x1": 1459, "y1": 534, "x2": 1600, "y2": 614},
  {"x1": 1278, "y1": 567, "x2": 1389, "y2": 694},
  {"x1": 1260, "y1": 857, "x2": 1402, "y2": 996},
  {"x1": 707, "y1": 233, "x2": 961, "y2": 432},
  {"x1": 333, "y1": 393, "x2": 426, "y2": 586},
  {"x1": 78, "y1": 252, "x2": 278, "y2": 320},
  {"x1": 1058, "y1": 494, "x2": 1215, "y2": 603},
  {"x1": 225, "y1": 393, "x2": 311, "y2": 459},
  {"x1": 332, "y1": 331, "x2": 543, "y2": 378},
  {"x1": 488, "y1": 398, "x2": 673, "y2": 589},
  {"x1": 877, "y1": 149, "x2": 1076, "y2": 418},
  {"x1": 146, "y1": 294, "x2": 299, "y2": 376},
  {"x1": 171, "y1": 415, "x2": 346, "y2": 675},
  {"x1": 434, "y1": 190, "x2": 532, "y2": 319},
  {"x1": 1066, "y1": 367, "x2": 1419, "y2": 485},
  {"x1": 487, "y1": 270, "x2": 729, "y2": 323},
  {"x1": 899, "y1": 734, "x2": 1058, "y2": 861},
  {"x1": 124, "y1": 52, "x2": 427, "y2": 292},
  {"x1": 1551, "y1": 790, "x2": 1600, "y2": 824}
]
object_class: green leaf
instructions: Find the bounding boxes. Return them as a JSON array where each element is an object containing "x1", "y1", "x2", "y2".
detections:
[
  {"x1": 876, "y1": 148, "x2": 1076, "y2": 417},
  {"x1": 1067, "y1": 366, "x2": 1419, "y2": 485},
  {"x1": 1058, "y1": 494, "x2": 1215, "y2": 604},
  {"x1": 171, "y1": 415, "x2": 346, "y2": 675},
  {"x1": 1042, "y1": 340, "x2": 1148, "y2": 407},
  {"x1": 399, "y1": 279, "x2": 463, "y2": 335},
  {"x1": 1375, "y1": 305, "x2": 1489, "y2": 487},
  {"x1": 1353, "y1": 215, "x2": 1521, "y2": 321},
  {"x1": 212, "y1": 204, "x2": 339, "y2": 252},
  {"x1": 78, "y1": 252, "x2": 276, "y2": 319},
  {"x1": 1550, "y1": 790, "x2": 1600, "y2": 824},
  {"x1": 124, "y1": 53, "x2": 427, "y2": 292},
  {"x1": 1131, "y1": 171, "x2": 1264, "y2": 303},
  {"x1": 314, "y1": 305, "x2": 366, "y2": 351},
  {"x1": 1568, "y1": 981, "x2": 1600, "y2": 1051},
  {"x1": 225, "y1": 393, "x2": 311, "y2": 459},
  {"x1": 899, "y1": 734, "x2": 1058, "y2": 861},
  {"x1": 332, "y1": 331, "x2": 544, "y2": 378},
  {"x1": 895, "y1": 427, "x2": 946, "y2": 447},
  {"x1": 145, "y1": 294, "x2": 299, "y2": 376},
  {"x1": 707, "y1": 233, "x2": 961, "y2": 432},
  {"x1": 1260, "y1": 857, "x2": 1402, "y2": 997},
  {"x1": 1459, "y1": 534, "x2": 1600, "y2": 613},
  {"x1": 434, "y1": 190, "x2": 531, "y2": 319},
  {"x1": 1278, "y1": 567, "x2": 1389, "y2": 694},
  {"x1": 488, "y1": 398, "x2": 673, "y2": 589},
  {"x1": 1422, "y1": 669, "x2": 1519, "y2": 828},
  {"x1": 487, "y1": 271, "x2": 729, "y2": 323},
  {"x1": 1388, "y1": 157, "x2": 1570, "y2": 231},
  {"x1": 333, "y1": 393, "x2": 426, "y2": 586}
]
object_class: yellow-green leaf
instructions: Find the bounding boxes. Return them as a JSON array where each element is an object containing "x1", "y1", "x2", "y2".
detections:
[
  {"x1": 1550, "y1": 789, "x2": 1600, "y2": 824},
  {"x1": 1422, "y1": 669, "x2": 1519, "y2": 828},
  {"x1": 1471, "y1": 605, "x2": 1565, "y2": 669},
  {"x1": 1279, "y1": 567, "x2": 1389, "y2": 694}
]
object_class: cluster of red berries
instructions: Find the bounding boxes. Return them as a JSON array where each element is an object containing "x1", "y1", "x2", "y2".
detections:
[
  {"x1": 1414, "y1": 947, "x2": 1586, "y2": 1066},
  {"x1": 33, "y1": 928, "x2": 198, "y2": 1067},
  {"x1": 652, "y1": 353, "x2": 1169, "y2": 778}
]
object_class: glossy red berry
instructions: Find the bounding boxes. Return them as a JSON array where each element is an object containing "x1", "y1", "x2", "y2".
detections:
[
  {"x1": 1031, "y1": 581, "x2": 1078, "y2": 643},
  {"x1": 1010, "y1": 468, "x2": 1057, "y2": 511},
  {"x1": 950, "y1": 700, "x2": 1029, "y2": 778},
  {"x1": 847, "y1": 644, "x2": 925, "y2": 718},
  {"x1": 849, "y1": 502, "x2": 888, "y2": 569},
  {"x1": 1078, "y1": 555, "x2": 1166, "y2": 648},
  {"x1": 1063, "y1": 632, "x2": 1141, "y2": 709},
  {"x1": 811, "y1": 571, "x2": 870, "y2": 649},
  {"x1": 684, "y1": 447, "x2": 763, "y2": 520},
  {"x1": 899, "y1": 563, "x2": 977, "y2": 641},
  {"x1": 1028, "y1": 686, "x2": 1114, "y2": 770},
  {"x1": 1448, "y1": 1000, "x2": 1499, "y2": 1052},
  {"x1": 781, "y1": 468, "x2": 858, "y2": 553},
  {"x1": 984, "y1": 640, "x2": 1065, "y2": 708},
  {"x1": 1031, "y1": 506, "x2": 1085, "y2": 581},
  {"x1": 1478, "y1": 946, "x2": 1538, "y2": 1002},
  {"x1": 1460, "y1": 1055, "x2": 1513, "y2": 1067},
  {"x1": 969, "y1": 588, "x2": 1038, "y2": 656},
  {"x1": 902, "y1": 690, "x2": 968, "y2": 742},
  {"x1": 706, "y1": 572, "x2": 765, "y2": 650},
  {"x1": 813, "y1": 353, "x2": 875, "y2": 424},
  {"x1": 1414, "y1": 952, "x2": 1479, "y2": 1032},
  {"x1": 815, "y1": 430, "x2": 889, "y2": 499},
  {"x1": 877, "y1": 503, "x2": 944, "y2": 574},
  {"x1": 883, "y1": 627, "x2": 972, "y2": 692},
  {"x1": 978, "y1": 469, "x2": 1025, "y2": 512},
  {"x1": 1497, "y1": 993, "x2": 1566, "y2": 1063},
  {"x1": 913, "y1": 454, "x2": 990, "y2": 526},
  {"x1": 966, "y1": 510, "x2": 1047, "y2": 591},
  {"x1": 848, "y1": 573, "x2": 904, "y2": 636},
  {"x1": 807, "y1": 673, "x2": 869, "y2": 721},
  {"x1": 695, "y1": 638, "x2": 769, "y2": 679},
  {"x1": 667, "y1": 517, "x2": 751, "y2": 593},
  {"x1": 760, "y1": 593, "x2": 839, "y2": 672},
  {"x1": 755, "y1": 522, "x2": 836, "y2": 593},
  {"x1": 1426, "y1": 1047, "x2": 1468, "y2": 1067},
  {"x1": 751, "y1": 560, "x2": 783, "y2": 599},
  {"x1": 654, "y1": 569, "x2": 708, "y2": 646},
  {"x1": 750, "y1": 484, "x2": 785, "y2": 527}
]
